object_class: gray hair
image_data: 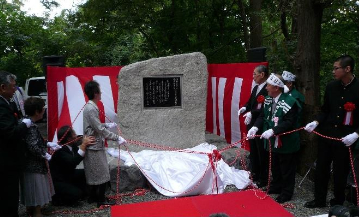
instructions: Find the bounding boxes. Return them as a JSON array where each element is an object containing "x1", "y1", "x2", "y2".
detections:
[
  {"x1": 0, "y1": 70, "x2": 17, "y2": 86},
  {"x1": 255, "y1": 65, "x2": 269, "y2": 77}
]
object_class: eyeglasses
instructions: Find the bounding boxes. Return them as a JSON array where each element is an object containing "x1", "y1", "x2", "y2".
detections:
[{"x1": 333, "y1": 66, "x2": 343, "y2": 71}]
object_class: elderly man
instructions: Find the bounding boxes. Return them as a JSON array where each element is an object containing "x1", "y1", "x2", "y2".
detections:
[
  {"x1": 247, "y1": 73, "x2": 301, "y2": 203},
  {"x1": 304, "y1": 55, "x2": 359, "y2": 208},
  {"x1": 238, "y1": 65, "x2": 269, "y2": 187},
  {"x1": 0, "y1": 71, "x2": 31, "y2": 217}
]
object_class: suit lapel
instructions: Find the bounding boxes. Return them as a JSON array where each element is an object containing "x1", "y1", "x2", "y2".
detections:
[{"x1": 256, "y1": 84, "x2": 267, "y2": 97}]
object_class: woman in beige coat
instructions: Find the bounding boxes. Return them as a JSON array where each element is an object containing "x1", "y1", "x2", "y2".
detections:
[{"x1": 83, "y1": 80, "x2": 126, "y2": 207}]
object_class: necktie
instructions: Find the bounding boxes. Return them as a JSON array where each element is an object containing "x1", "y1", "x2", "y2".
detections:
[
  {"x1": 271, "y1": 100, "x2": 277, "y2": 114},
  {"x1": 252, "y1": 85, "x2": 258, "y2": 95}
]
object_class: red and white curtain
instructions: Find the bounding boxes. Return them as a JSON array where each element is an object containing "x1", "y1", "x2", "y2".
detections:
[
  {"x1": 206, "y1": 63, "x2": 268, "y2": 149},
  {"x1": 47, "y1": 66, "x2": 121, "y2": 142},
  {"x1": 47, "y1": 63, "x2": 268, "y2": 149}
]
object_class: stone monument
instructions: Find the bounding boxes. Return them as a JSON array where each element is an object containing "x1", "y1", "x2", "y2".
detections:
[{"x1": 117, "y1": 52, "x2": 207, "y2": 151}]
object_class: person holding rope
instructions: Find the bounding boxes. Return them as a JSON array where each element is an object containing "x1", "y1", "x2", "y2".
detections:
[
  {"x1": 247, "y1": 73, "x2": 301, "y2": 204},
  {"x1": 0, "y1": 71, "x2": 31, "y2": 217},
  {"x1": 50, "y1": 125, "x2": 96, "y2": 206},
  {"x1": 304, "y1": 55, "x2": 359, "y2": 208},
  {"x1": 19, "y1": 97, "x2": 55, "y2": 217},
  {"x1": 238, "y1": 65, "x2": 269, "y2": 188},
  {"x1": 83, "y1": 80, "x2": 126, "y2": 207}
]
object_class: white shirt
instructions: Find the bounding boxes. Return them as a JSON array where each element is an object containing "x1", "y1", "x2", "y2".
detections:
[
  {"x1": 256, "y1": 82, "x2": 266, "y2": 96},
  {"x1": 66, "y1": 144, "x2": 85, "y2": 157},
  {"x1": 273, "y1": 93, "x2": 282, "y2": 104}
]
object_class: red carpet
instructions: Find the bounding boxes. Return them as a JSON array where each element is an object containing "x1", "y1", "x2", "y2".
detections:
[{"x1": 111, "y1": 190, "x2": 293, "y2": 217}]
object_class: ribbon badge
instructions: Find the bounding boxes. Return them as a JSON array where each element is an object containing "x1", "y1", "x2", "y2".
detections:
[
  {"x1": 344, "y1": 102, "x2": 355, "y2": 126},
  {"x1": 273, "y1": 117, "x2": 282, "y2": 148},
  {"x1": 256, "y1": 95, "x2": 265, "y2": 109}
]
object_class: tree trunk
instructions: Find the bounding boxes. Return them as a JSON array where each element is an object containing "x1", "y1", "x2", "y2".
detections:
[
  {"x1": 293, "y1": 0, "x2": 331, "y2": 176},
  {"x1": 294, "y1": 0, "x2": 324, "y2": 106},
  {"x1": 249, "y1": 0, "x2": 263, "y2": 48}
]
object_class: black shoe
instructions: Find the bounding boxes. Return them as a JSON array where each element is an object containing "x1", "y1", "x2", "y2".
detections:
[
  {"x1": 257, "y1": 182, "x2": 268, "y2": 188},
  {"x1": 275, "y1": 195, "x2": 291, "y2": 204},
  {"x1": 97, "y1": 199, "x2": 116, "y2": 208},
  {"x1": 87, "y1": 197, "x2": 96, "y2": 204},
  {"x1": 304, "y1": 199, "x2": 326, "y2": 208},
  {"x1": 52, "y1": 199, "x2": 65, "y2": 206},
  {"x1": 267, "y1": 187, "x2": 281, "y2": 194},
  {"x1": 330, "y1": 198, "x2": 343, "y2": 207}
]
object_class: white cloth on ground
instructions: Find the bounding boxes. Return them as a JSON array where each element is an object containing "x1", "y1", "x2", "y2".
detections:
[{"x1": 107, "y1": 143, "x2": 251, "y2": 197}]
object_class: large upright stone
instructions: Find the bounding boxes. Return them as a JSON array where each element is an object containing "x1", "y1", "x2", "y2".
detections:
[{"x1": 118, "y1": 52, "x2": 207, "y2": 151}]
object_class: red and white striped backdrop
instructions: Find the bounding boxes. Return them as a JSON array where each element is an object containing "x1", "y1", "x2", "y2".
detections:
[
  {"x1": 47, "y1": 63, "x2": 268, "y2": 148},
  {"x1": 47, "y1": 66, "x2": 121, "y2": 142},
  {"x1": 206, "y1": 63, "x2": 268, "y2": 148}
]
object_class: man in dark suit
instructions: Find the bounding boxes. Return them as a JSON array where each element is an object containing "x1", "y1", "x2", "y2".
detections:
[
  {"x1": 238, "y1": 65, "x2": 269, "y2": 187},
  {"x1": 49, "y1": 125, "x2": 95, "y2": 206},
  {"x1": 304, "y1": 55, "x2": 359, "y2": 208},
  {"x1": 0, "y1": 71, "x2": 31, "y2": 217}
]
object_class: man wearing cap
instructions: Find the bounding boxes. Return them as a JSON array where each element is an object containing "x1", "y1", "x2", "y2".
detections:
[
  {"x1": 247, "y1": 73, "x2": 301, "y2": 203},
  {"x1": 304, "y1": 55, "x2": 359, "y2": 208},
  {"x1": 238, "y1": 65, "x2": 269, "y2": 187},
  {"x1": 282, "y1": 71, "x2": 305, "y2": 124}
]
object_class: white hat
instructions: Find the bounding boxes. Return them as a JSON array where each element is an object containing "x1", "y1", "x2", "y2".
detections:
[
  {"x1": 282, "y1": 71, "x2": 296, "y2": 82},
  {"x1": 266, "y1": 73, "x2": 289, "y2": 93}
]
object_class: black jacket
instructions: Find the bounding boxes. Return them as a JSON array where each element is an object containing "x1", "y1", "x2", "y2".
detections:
[
  {"x1": 244, "y1": 84, "x2": 268, "y2": 131},
  {"x1": 23, "y1": 123, "x2": 48, "y2": 174},
  {"x1": 317, "y1": 77, "x2": 359, "y2": 137},
  {"x1": 0, "y1": 97, "x2": 28, "y2": 171},
  {"x1": 50, "y1": 145, "x2": 84, "y2": 183}
]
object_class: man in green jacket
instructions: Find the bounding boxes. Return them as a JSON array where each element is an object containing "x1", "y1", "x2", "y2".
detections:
[
  {"x1": 282, "y1": 70, "x2": 305, "y2": 126},
  {"x1": 247, "y1": 73, "x2": 301, "y2": 203}
]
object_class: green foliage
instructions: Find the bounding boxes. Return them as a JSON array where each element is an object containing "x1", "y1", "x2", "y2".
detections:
[
  {"x1": 0, "y1": 2, "x2": 47, "y2": 85},
  {"x1": 0, "y1": 0, "x2": 358, "y2": 92},
  {"x1": 320, "y1": 0, "x2": 359, "y2": 87},
  {"x1": 75, "y1": 0, "x2": 248, "y2": 64}
]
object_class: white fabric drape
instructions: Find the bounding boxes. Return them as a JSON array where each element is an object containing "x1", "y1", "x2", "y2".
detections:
[{"x1": 107, "y1": 143, "x2": 251, "y2": 197}]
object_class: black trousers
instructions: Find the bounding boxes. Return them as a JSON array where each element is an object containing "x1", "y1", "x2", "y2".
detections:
[
  {"x1": 0, "y1": 170, "x2": 20, "y2": 217},
  {"x1": 270, "y1": 152, "x2": 297, "y2": 199},
  {"x1": 52, "y1": 169, "x2": 87, "y2": 205},
  {"x1": 249, "y1": 136, "x2": 269, "y2": 184},
  {"x1": 314, "y1": 138, "x2": 351, "y2": 204},
  {"x1": 89, "y1": 182, "x2": 109, "y2": 203}
]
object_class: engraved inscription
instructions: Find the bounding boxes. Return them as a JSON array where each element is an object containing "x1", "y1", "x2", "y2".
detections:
[{"x1": 143, "y1": 76, "x2": 182, "y2": 108}]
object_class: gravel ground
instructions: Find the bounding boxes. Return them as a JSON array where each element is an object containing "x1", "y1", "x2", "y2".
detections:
[{"x1": 18, "y1": 124, "x2": 350, "y2": 217}]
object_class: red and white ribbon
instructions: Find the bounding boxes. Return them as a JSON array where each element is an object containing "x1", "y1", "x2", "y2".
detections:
[
  {"x1": 343, "y1": 111, "x2": 353, "y2": 125},
  {"x1": 256, "y1": 95, "x2": 265, "y2": 110},
  {"x1": 273, "y1": 117, "x2": 282, "y2": 148}
]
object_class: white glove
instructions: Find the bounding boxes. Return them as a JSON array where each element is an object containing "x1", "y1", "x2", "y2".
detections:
[
  {"x1": 43, "y1": 153, "x2": 52, "y2": 161},
  {"x1": 22, "y1": 118, "x2": 31, "y2": 128},
  {"x1": 304, "y1": 121, "x2": 318, "y2": 133},
  {"x1": 47, "y1": 142, "x2": 61, "y2": 151},
  {"x1": 342, "y1": 132, "x2": 359, "y2": 147},
  {"x1": 261, "y1": 129, "x2": 274, "y2": 139},
  {"x1": 118, "y1": 136, "x2": 127, "y2": 145},
  {"x1": 244, "y1": 112, "x2": 252, "y2": 125},
  {"x1": 105, "y1": 123, "x2": 117, "y2": 129},
  {"x1": 238, "y1": 107, "x2": 247, "y2": 116},
  {"x1": 247, "y1": 127, "x2": 258, "y2": 139}
]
